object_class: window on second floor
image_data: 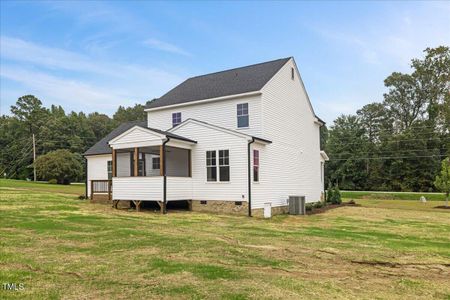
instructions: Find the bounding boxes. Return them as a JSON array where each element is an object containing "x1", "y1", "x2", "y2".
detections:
[
  {"x1": 237, "y1": 103, "x2": 249, "y2": 128},
  {"x1": 172, "y1": 112, "x2": 182, "y2": 127}
]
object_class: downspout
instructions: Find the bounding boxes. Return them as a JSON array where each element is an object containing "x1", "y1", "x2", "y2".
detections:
[
  {"x1": 84, "y1": 157, "x2": 88, "y2": 199},
  {"x1": 162, "y1": 137, "x2": 170, "y2": 214},
  {"x1": 247, "y1": 137, "x2": 255, "y2": 217}
]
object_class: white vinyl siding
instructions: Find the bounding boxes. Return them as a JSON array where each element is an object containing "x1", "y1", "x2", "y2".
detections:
[
  {"x1": 113, "y1": 177, "x2": 163, "y2": 200},
  {"x1": 86, "y1": 154, "x2": 112, "y2": 196},
  {"x1": 147, "y1": 94, "x2": 262, "y2": 136},
  {"x1": 170, "y1": 121, "x2": 248, "y2": 202},
  {"x1": 255, "y1": 58, "x2": 322, "y2": 208},
  {"x1": 167, "y1": 177, "x2": 193, "y2": 200}
]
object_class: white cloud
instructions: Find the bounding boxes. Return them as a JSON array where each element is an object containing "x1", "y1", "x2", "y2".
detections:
[
  {"x1": 0, "y1": 36, "x2": 185, "y2": 114},
  {"x1": 144, "y1": 38, "x2": 191, "y2": 56},
  {"x1": 312, "y1": 3, "x2": 450, "y2": 69},
  {"x1": 1, "y1": 65, "x2": 126, "y2": 111}
]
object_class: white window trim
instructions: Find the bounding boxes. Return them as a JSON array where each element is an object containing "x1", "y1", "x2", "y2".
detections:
[
  {"x1": 205, "y1": 149, "x2": 230, "y2": 183},
  {"x1": 172, "y1": 112, "x2": 182, "y2": 127},
  {"x1": 237, "y1": 103, "x2": 249, "y2": 129},
  {"x1": 253, "y1": 150, "x2": 259, "y2": 182}
]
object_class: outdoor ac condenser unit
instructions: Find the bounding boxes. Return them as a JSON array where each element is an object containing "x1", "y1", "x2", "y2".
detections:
[{"x1": 289, "y1": 196, "x2": 306, "y2": 215}]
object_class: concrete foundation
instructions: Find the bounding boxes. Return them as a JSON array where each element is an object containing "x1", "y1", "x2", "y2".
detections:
[{"x1": 191, "y1": 200, "x2": 248, "y2": 215}]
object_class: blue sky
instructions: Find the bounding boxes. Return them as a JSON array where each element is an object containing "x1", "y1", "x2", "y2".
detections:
[{"x1": 1, "y1": 1, "x2": 449, "y2": 124}]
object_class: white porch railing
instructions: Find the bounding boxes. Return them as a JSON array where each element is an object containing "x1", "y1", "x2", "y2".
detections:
[{"x1": 112, "y1": 176, "x2": 193, "y2": 201}]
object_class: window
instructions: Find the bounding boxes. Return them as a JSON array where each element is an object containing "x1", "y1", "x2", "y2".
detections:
[
  {"x1": 235, "y1": 201, "x2": 242, "y2": 206},
  {"x1": 138, "y1": 160, "x2": 145, "y2": 176},
  {"x1": 206, "y1": 150, "x2": 230, "y2": 182},
  {"x1": 219, "y1": 150, "x2": 230, "y2": 182},
  {"x1": 172, "y1": 112, "x2": 182, "y2": 127},
  {"x1": 291, "y1": 67, "x2": 295, "y2": 80},
  {"x1": 237, "y1": 103, "x2": 249, "y2": 128},
  {"x1": 107, "y1": 161, "x2": 112, "y2": 180},
  {"x1": 152, "y1": 157, "x2": 160, "y2": 170},
  {"x1": 200, "y1": 200, "x2": 207, "y2": 205},
  {"x1": 206, "y1": 151, "x2": 217, "y2": 181},
  {"x1": 253, "y1": 150, "x2": 259, "y2": 182}
]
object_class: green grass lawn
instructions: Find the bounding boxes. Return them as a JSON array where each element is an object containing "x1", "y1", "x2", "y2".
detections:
[
  {"x1": 341, "y1": 190, "x2": 447, "y2": 201},
  {"x1": 0, "y1": 179, "x2": 85, "y2": 196},
  {"x1": 1, "y1": 181, "x2": 449, "y2": 299}
]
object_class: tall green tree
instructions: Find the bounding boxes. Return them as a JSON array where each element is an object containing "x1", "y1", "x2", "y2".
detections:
[
  {"x1": 434, "y1": 158, "x2": 450, "y2": 207},
  {"x1": 10, "y1": 95, "x2": 48, "y2": 135},
  {"x1": 113, "y1": 104, "x2": 146, "y2": 124},
  {"x1": 325, "y1": 115, "x2": 369, "y2": 190}
]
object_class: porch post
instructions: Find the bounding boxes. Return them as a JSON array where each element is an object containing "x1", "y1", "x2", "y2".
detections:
[
  {"x1": 112, "y1": 149, "x2": 117, "y2": 177},
  {"x1": 134, "y1": 147, "x2": 139, "y2": 177},
  {"x1": 159, "y1": 145, "x2": 164, "y2": 176}
]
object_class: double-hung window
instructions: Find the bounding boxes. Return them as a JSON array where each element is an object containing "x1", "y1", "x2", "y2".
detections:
[
  {"x1": 219, "y1": 150, "x2": 230, "y2": 181},
  {"x1": 206, "y1": 151, "x2": 217, "y2": 181},
  {"x1": 152, "y1": 157, "x2": 160, "y2": 170},
  {"x1": 206, "y1": 150, "x2": 230, "y2": 182},
  {"x1": 237, "y1": 103, "x2": 249, "y2": 128},
  {"x1": 253, "y1": 150, "x2": 259, "y2": 182},
  {"x1": 107, "y1": 161, "x2": 112, "y2": 180},
  {"x1": 172, "y1": 112, "x2": 182, "y2": 127}
]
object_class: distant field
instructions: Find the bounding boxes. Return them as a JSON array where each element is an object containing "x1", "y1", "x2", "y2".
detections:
[
  {"x1": 0, "y1": 179, "x2": 85, "y2": 196},
  {"x1": 0, "y1": 180, "x2": 449, "y2": 299},
  {"x1": 341, "y1": 190, "x2": 446, "y2": 201}
]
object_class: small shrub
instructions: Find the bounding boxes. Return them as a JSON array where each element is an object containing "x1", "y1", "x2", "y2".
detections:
[
  {"x1": 328, "y1": 184, "x2": 342, "y2": 204},
  {"x1": 348, "y1": 199, "x2": 356, "y2": 205},
  {"x1": 78, "y1": 195, "x2": 86, "y2": 200},
  {"x1": 326, "y1": 181, "x2": 334, "y2": 203},
  {"x1": 314, "y1": 201, "x2": 323, "y2": 209},
  {"x1": 305, "y1": 203, "x2": 313, "y2": 212},
  {"x1": 48, "y1": 179, "x2": 57, "y2": 184},
  {"x1": 333, "y1": 185, "x2": 342, "y2": 204}
]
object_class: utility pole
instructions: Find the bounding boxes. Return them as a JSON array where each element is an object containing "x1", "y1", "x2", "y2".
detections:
[{"x1": 32, "y1": 133, "x2": 36, "y2": 182}]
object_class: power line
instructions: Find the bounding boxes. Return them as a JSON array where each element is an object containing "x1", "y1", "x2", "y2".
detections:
[
  {"x1": 326, "y1": 137, "x2": 449, "y2": 147},
  {"x1": 330, "y1": 148, "x2": 445, "y2": 158},
  {"x1": 329, "y1": 154, "x2": 447, "y2": 162}
]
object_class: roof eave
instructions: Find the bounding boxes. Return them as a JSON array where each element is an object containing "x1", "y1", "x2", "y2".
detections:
[{"x1": 145, "y1": 91, "x2": 262, "y2": 112}]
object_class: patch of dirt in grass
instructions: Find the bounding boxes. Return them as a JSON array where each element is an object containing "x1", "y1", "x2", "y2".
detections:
[
  {"x1": 306, "y1": 202, "x2": 361, "y2": 215},
  {"x1": 434, "y1": 205, "x2": 450, "y2": 209}
]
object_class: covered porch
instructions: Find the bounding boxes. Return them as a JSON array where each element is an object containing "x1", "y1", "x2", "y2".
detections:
[{"x1": 108, "y1": 125, "x2": 196, "y2": 213}]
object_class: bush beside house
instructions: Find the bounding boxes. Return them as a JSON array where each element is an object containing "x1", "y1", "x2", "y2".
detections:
[{"x1": 34, "y1": 149, "x2": 83, "y2": 184}]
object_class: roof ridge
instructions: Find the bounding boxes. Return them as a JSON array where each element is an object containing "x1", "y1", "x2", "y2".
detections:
[{"x1": 186, "y1": 57, "x2": 291, "y2": 81}]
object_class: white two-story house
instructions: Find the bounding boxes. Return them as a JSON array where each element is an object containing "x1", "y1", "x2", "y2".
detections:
[{"x1": 84, "y1": 57, "x2": 328, "y2": 217}]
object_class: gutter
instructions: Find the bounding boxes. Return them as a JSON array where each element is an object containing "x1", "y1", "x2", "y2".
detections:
[
  {"x1": 247, "y1": 137, "x2": 255, "y2": 217},
  {"x1": 162, "y1": 137, "x2": 170, "y2": 214}
]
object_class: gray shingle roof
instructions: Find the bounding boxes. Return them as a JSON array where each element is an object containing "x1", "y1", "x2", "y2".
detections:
[
  {"x1": 83, "y1": 121, "x2": 196, "y2": 156},
  {"x1": 146, "y1": 57, "x2": 291, "y2": 109}
]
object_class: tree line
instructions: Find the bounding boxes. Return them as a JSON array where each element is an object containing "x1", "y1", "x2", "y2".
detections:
[
  {"x1": 323, "y1": 46, "x2": 450, "y2": 192},
  {"x1": 0, "y1": 97, "x2": 146, "y2": 181},
  {"x1": 1, "y1": 46, "x2": 448, "y2": 191}
]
